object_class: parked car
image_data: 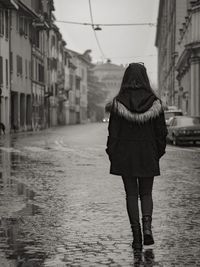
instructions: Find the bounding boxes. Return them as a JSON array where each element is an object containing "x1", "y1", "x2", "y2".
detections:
[
  {"x1": 164, "y1": 109, "x2": 183, "y2": 125},
  {"x1": 167, "y1": 116, "x2": 200, "y2": 145}
]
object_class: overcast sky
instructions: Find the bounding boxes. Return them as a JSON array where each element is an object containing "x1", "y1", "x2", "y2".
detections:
[{"x1": 54, "y1": 0, "x2": 159, "y2": 85}]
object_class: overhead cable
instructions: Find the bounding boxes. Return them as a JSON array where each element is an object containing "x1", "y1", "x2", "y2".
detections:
[
  {"x1": 56, "y1": 20, "x2": 156, "y2": 27},
  {"x1": 88, "y1": 0, "x2": 106, "y2": 60},
  {"x1": 108, "y1": 54, "x2": 157, "y2": 59}
]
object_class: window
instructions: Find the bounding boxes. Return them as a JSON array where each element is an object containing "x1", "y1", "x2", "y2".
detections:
[
  {"x1": 31, "y1": 0, "x2": 42, "y2": 14},
  {"x1": 0, "y1": 56, "x2": 3, "y2": 85},
  {"x1": 177, "y1": 117, "x2": 200, "y2": 126},
  {"x1": 51, "y1": 35, "x2": 55, "y2": 47},
  {"x1": 10, "y1": 52, "x2": 13, "y2": 73},
  {"x1": 6, "y1": 59, "x2": 8, "y2": 86},
  {"x1": 16, "y1": 55, "x2": 23, "y2": 76},
  {"x1": 19, "y1": 16, "x2": 23, "y2": 34},
  {"x1": 35, "y1": 61, "x2": 37, "y2": 80},
  {"x1": 10, "y1": 10, "x2": 12, "y2": 28},
  {"x1": 31, "y1": 60, "x2": 34, "y2": 79},
  {"x1": 16, "y1": 13, "x2": 19, "y2": 31},
  {"x1": 172, "y1": 118, "x2": 177, "y2": 126},
  {"x1": 38, "y1": 64, "x2": 44, "y2": 83},
  {"x1": 69, "y1": 74, "x2": 73, "y2": 89},
  {"x1": 36, "y1": 30, "x2": 40, "y2": 48},
  {"x1": 5, "y1": 10, "x2": 8, "y2": 39},
  {"x1": 0, "y1": 9, "x2": 4, "y2": 36},
  {"x1": 76, "y1": 77, "x2": 80, "y2": 90},
  {"x1": 55, "y1": 83, "x2": 58, "y2": 96},
  {"x1": 24, "y1": 19, "x2": 28, "y2": 36}
]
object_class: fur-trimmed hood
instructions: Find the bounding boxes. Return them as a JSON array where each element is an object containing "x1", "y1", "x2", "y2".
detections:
[{"x1": 106, "y1": 99, "x2": 162, "y2": 123}]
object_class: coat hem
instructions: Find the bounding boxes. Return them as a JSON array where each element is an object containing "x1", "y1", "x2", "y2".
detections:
[{"x1": 109, "y1": 170, "x2": 160, "y2": 177}]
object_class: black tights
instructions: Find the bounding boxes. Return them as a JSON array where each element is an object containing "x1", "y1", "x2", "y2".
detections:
[{"x1": 122, "y1": 176, "x2": 154, "y2": 226}]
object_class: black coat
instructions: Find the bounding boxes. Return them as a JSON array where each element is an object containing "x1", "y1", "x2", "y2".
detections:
[{"x1": 106, "y1": 99, "x2": 168, "y2": 177}]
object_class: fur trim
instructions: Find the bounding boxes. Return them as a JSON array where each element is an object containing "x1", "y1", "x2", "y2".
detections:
[{"x1": 113, "y1": 99, "x2": 162, "y2": 123}]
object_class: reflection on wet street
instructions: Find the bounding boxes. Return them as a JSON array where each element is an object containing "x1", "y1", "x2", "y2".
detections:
[
  {"x1": 0, "y1": 124, "x2": 200, "y2": 266},
  {"x1": 0, "y1": 136, "x2": 67, "y2": 266}
]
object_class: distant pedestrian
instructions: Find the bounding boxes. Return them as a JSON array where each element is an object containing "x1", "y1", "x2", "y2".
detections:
[{"x1": 105, "y1": 63, "x2": 168, "y2": 253}]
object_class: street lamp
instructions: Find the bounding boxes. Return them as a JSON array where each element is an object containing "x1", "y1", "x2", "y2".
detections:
[{"x1": 94, "y1": 25, "x2": 102, "y2": 31}]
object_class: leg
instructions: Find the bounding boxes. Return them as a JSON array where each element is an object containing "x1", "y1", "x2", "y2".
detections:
[
  {"x1": 122, "y1": 176, "x2": 142, "y2": 251},
  {"x1": 138, "y1": 177, "x2": 154, "y2": 217},
  {"x1": 122, "y1": 176, "x2": 139, "y2": 226},
  {"x1": 138, "y1": 177, "x2": 154, "y2": 245}
]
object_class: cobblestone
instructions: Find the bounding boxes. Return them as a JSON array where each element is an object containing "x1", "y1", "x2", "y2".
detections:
[{"x1": 0, "y1": 123, "x2": 200, "y2": 266}]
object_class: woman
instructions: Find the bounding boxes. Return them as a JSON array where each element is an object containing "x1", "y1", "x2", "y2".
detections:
[{"x1": 106, "y1": 63, "x2": 168, "y2": 252}]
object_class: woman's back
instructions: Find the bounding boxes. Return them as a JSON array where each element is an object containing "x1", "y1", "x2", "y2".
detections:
[
  {"x1": 107, "y1": 98, "x2": 167, "y2": 177},
  {"x1": 105, "y1": 62, "x2": 168, "y2": 252}
]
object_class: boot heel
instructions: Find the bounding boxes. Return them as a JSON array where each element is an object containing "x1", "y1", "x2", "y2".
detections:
[
  {"x1": 143, "y1": 233, "x2": 154, "y2": 245},
  {"x1": 142, "y1": 216, "x2": 154, "y2": 246},
  {"x1": 131, "y1": 224, "x2": 143, "y2": 251}
]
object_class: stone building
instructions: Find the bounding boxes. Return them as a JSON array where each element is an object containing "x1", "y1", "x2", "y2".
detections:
[
  {"x1": 155, "y1": 0, "x2": 188, "y2": 107},
  {"x1": 156, "y1": 0, "x2": 200, "y2": 116},
  {"x1": 0, "y1": 0, "x2": 92, "y2": 133},
  {"x1": 62, "y1": 49, "x2": 75, "y2": 125},
  {"x1": 176, "y1": 0, "x2": 200, "y2": 116},
  {"x1": 10, "y1": 0, "x2": 39, "y2": 131},
  {"x1": 0, "y1": 0, "x2": 18, "y2": 133},
  {"x1": 30, "y1": 0, "x2": 55, "y2": 130},
  {"x1": 0, "y1": 0, "x2": 55, "y2": 132},
  {"x1": 48, "y1": 23, "x2": 63, "y2": 127},
  {"x1": 67, "y1": 49, "x2": 92, "y2": 124},
  {"x1": 63, "y1": 49, "x2": 77, "y2": 124},
  {"x1": 92, "y1": 60, "x2": 125, "y2": 103}
]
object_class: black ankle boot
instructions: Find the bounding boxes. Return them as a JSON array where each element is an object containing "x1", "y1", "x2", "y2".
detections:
[
  {"x1": 131, "y1": 224, "x2": 143, "y2": 252},
  {"x1": 142, "y1": 216, "x2": 154, "y2": 245}
]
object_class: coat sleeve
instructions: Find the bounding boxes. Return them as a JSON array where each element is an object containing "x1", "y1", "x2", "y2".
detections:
[
  {"x1": 106, "y1": 112, "x2": 121, "y2": 158},
  {"x1": 153, "y1": 111, "x2": 168, "y2": 159}
]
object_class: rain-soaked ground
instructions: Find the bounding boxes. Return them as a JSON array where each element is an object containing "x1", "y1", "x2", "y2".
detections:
[{"x1": 0, "y1": 123, "x2": 200, "y2": 267}]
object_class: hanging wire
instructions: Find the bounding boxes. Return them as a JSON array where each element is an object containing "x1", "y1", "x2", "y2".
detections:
[
  {"x1": 88, "y1": 0, "x2": 106, "y2": 61},
  {"x1": 55, "y1": 20, "x2": 156, "y2": 27},
  {"x1": 107, "y1": 54, "x2": 157, "y2": 60}
]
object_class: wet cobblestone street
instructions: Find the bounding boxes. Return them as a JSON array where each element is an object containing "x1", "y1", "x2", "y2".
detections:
[{"x1": 0, "y1": 123, "x2": 200, "y2": 267}]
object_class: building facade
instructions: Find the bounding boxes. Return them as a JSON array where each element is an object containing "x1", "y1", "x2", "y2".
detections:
[
  {"x1": 155, "y1": 0, "x2": 188, "y2": 107},
  {"x1": 176, "y1": 0, "x2": 200, "y2": 116},
  {"x1": 0, "y1": 0, "x2": 55, "y2": 133},
  {"x1": 67, "y1": 49, "x2": 92, "y2": 124},
  {"x1": 0, "y1": 0, "x2": 18, "y2": 133},
  {"x1": 48, "y1": 24, "x2": 60, "y2": 127},
  {"x1": 10, "y1": 0, "x2": 38, "y2": 131},
  {"x1": 156, "y1": 0, "x2": 200, "y2": 116},
  {"x1": 0, "y1": 0, "x2": 93, "y2": 134},
  {"x1": 92, "y1": 60, "x2": 125, "y2": 103}
]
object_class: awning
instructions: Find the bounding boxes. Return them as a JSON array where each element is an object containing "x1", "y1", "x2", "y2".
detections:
[{"x1": 0, "y1": 0, "x2": 19, "y2": 9}]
